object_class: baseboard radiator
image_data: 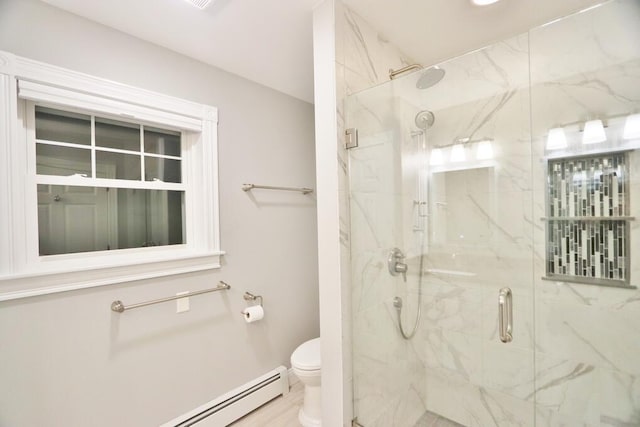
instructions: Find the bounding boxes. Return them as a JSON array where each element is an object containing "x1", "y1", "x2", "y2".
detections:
[{"x1": 161, "y1": 366, "x2": 290, "y2": 427}]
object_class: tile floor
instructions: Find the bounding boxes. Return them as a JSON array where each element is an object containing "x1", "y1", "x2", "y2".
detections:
[
  {"x1": 229, "y1": 380, "x2": 304, "y2": 427},
  {"x1": 228, "y1": 381, "x2": 462, "y2": 427}
]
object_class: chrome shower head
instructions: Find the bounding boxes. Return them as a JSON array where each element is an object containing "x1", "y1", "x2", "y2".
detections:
[{"x1": 416, "y1": 66, "x2": 445, "y2": 89}]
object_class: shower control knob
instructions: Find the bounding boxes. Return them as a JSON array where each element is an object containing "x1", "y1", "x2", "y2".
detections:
[{"x1": 388, "y1": 248, "x2": 408, "y2": 282}]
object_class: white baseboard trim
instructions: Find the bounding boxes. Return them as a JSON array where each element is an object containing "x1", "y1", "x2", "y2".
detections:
[{"x1": 161, "y1": 366, "x2": 290, "y2": 427}]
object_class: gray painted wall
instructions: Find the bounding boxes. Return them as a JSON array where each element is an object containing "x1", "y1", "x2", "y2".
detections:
[{"x1": 0, "y1": 0, "x2": 319, "y2": 425}]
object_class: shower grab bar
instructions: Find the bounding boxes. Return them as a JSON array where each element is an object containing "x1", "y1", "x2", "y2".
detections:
[
  {"x1": 498, "y1": 287, "x2": 513, "y2": 343},
  {"x1": 242, "y1": 183, "x2": 313, "y2": 195},
  {"x1": 111, "y1": 281, "x2": 230, "y2": 313}
]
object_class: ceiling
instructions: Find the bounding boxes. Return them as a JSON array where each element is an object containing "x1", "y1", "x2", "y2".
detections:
[
  {"x1": 343, "y1": 0, "x2": 605, "y2": 69},
  {"x1": 40, "y1": 0, "x2": 317, "y2": 103},
  {"x1": 40, "y1": 0, "x2": 606, "y2": 105}
]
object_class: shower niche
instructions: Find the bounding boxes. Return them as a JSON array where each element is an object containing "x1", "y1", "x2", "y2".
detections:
[{"x1": 544, "y1": 151, "x2": 633, "y2": 288}]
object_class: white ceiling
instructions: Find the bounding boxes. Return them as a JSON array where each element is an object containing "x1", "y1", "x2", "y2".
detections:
[
  {"x1": 40, "y1": 0, "x2": 317, "y2": 103},
  {"x1": 343, "y1": 0, "x2": 605, "y2": 69},
  {"x1": 40, "y1": 0, "x2": 605, "y2": 105}
]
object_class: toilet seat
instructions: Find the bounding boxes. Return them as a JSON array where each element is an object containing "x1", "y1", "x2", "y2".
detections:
[{"x1": 291, "y1": 338, "x2": 321, "y2": 371}]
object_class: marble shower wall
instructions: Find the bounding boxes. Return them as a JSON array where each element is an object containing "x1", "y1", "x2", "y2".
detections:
[
  {"x1": 530, "y1": 0, "x2": 640, "y2": 425},
  {"x1": 334, "y1": 2, "x2": 427, "y2": 426},
  {"x1": 341, "y1": 0, "x2": 640, "y2": 426}
]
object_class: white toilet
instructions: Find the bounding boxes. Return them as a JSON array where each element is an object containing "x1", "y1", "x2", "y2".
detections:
[{"x1": 291, "y1": 337, "x2": 321, "y2": 427}]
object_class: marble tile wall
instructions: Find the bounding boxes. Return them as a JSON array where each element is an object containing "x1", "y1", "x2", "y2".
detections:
[
  {"x1": 335, "y1": 2, "x2": 426, "y2": 426},
  {"x1": 530, "y1": 0, "x2": 640, "y2": 425},
  {"x1": 340, "y1": 1, "x2": 640, "y2": 426}
]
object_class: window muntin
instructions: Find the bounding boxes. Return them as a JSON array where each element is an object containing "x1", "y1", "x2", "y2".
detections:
[{"x1": 34, "y1": 105, "x2": 186, "y2": 256}]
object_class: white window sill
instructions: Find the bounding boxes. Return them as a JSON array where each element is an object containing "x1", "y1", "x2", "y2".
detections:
[{"x1": 0, "y1": 250, "x2": 225, "y2": 301}]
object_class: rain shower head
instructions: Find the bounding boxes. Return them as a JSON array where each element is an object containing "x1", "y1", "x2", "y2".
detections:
[{"x1": 416, "y1": 66, "x2": 445, "y2": 89}]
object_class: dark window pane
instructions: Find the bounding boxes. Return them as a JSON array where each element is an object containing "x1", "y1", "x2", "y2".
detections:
[
  {"x1": 144, "y1": 127, "x2": 181, "y2": 157},
  {"x1": 95, "y1": 117, "x2": 140, "y2": 151},
  {"x1": 96, "y1": 151, "x2": 141, "y2": 181},
  {"x1": 35, "y1": 106, "x2": 91, "y2": 146},
  {"x1": 36, "y1": 144, "x2": 91, "y2": 176},
  {"x1": 37, "y1": 186, "x2": 184, "y2": 255},
  {"x1": 145, "y1": 156, "x2": 181, "y2": 183}
]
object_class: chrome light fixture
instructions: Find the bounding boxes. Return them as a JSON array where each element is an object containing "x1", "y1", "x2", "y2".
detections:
[
  {"x1": 582, "y1": 119, "x2": 606, "y2": 144},
  {"x1": 623, "y1": 113, "x2": 640, "y2": 140},
  {"x1": 546, "y1": 127, "x2": 567, "y2": 150}
]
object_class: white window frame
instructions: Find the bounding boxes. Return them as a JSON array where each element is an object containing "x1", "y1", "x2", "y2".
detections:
[{"x1": 0, "y1": 51, "x2": 223, "y2": 301}]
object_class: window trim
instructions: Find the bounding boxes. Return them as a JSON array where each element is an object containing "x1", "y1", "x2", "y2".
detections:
[{"x1": 0, "y1": 51, "x2": 223, "y2": 301}]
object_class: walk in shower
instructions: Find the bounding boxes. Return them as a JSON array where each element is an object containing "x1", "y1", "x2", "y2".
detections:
[{"x1": 346, "y1": 0, "x2": 640, "y2": 425}]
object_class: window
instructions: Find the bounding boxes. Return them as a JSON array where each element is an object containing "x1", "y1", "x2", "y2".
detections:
[
  {"x1": 34, "y1": 106, "x2": 185, "y2": 255},
  {"x1": 0, "y1": 51, "x2": 222, "y2": 300}
]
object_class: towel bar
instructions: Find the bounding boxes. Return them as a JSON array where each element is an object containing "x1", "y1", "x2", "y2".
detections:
[
  {"x1": 111, "y1": 281, "x2": 230, "y2": 313},
  {"x1": 242, "y1": 183, "x2": 313, "y2": 194}
]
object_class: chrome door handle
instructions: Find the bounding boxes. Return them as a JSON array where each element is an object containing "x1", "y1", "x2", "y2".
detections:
[{"x1": 498, "y1": 287, "x2": 513, "y2": 343}]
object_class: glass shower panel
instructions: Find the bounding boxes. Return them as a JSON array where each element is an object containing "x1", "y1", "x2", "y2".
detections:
[
  {"x1": 530, "y1": 1, "x2": 640, "y2": 425},
  {"x1": 348, "y1": 32, "x2": 536, "y2": 426}
]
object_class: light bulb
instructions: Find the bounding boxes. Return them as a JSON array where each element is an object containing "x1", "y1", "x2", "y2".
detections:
[
  {"x1": 546, "y1": 127, "x2": 567, "y2": 150},
  {"x1": 582, "y1": 119, "x2": 606, "y2": 144},
  {"x1": 430, "y1": 148, "x2": 444, "y2": 166},
  {"x1": 623, "y1": 113, "x2": 640, "y2": 140},
  {"x1": 450, "y1": 144, "x2": 466, "y2": 162},
  {"x1": 476, "y1": 140, "x2": 494, "y2": 160}
]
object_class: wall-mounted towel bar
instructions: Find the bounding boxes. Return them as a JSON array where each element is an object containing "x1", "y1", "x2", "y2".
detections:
[
  {"x1": 242, "y1": 183, "x2": 313, "y2": 195},
  {"x1": 111, "y1": 281, "x2": 230, "y2": 313}
]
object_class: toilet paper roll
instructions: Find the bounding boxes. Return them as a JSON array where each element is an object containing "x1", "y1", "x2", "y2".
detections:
[{"x1": 242, "y1": 305, "x2": 264, "y2": 323}]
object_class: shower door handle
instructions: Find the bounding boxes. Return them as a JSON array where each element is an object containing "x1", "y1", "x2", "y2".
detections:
[{"x1": 498, "y1": 288, "x2": 513, "y2": 343}]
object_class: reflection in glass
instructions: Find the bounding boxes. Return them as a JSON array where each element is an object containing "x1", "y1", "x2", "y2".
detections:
[
  {"x1": 95, "y1": 117, "x2": 140, "y2": 151},
  {"x1": 96, "y1": 151, "x2": 141, "y2": 180},
  {"x1": 37, "y1": 186, "x2": 184, "y2": 255},
  {"x1": 144, "y1": 127, "x2": 181, "y2": 157},
  {"x1": 145, "y1": 156, "x2": 182, "y2": 183},
  {"x1": 36, "y1": 144, "x2": 91, "y2": 176},
  {"x1": 35, "y1": 106, "x2": 91, "y2": 146}
]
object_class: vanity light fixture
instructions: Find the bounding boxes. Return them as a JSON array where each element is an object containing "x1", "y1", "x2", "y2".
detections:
[
  {"x1": 546, "y1": 127, "x2": 568, "y2": 150},
  {"x1": 430, "y1": 148, "x2": 444, "y2": 166},
  {"x1": 582, "y1": 119, "x2": 606, "y2": 144},
  {"x1": 623, "y1": 113, "x2": 640, "y2": 140},
  {"x1": 182, "y1": 0, "x2": 214, "y2": 9},
  {"x1": 450, "y1": 144, "x2": 466, "y2": 162},
  {"x1": 476, "y1": 140, "x2": 494, "y2": 159}
]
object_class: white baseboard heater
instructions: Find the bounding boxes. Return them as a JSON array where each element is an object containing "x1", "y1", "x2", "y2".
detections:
[{"x1": 161, "y1": 366, "x2": 290, "y2": 427}]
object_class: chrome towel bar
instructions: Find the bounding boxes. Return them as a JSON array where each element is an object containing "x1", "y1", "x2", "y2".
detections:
[
  {"x1": 111, "y1": 281, "x2": 230, "y2": 313},
  {"x1": 242, "y1": 183, "x2": 313, "y2": 195}
]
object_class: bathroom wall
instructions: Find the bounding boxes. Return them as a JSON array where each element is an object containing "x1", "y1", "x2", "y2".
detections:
[
  {"x1": 0, "y1": 1, "x2": 319, "y2": 426},
  {"x1": 313, "y1": 1, "x2": 413, "y2": 424},
  {"x1": 335, "y1": 2, "x2": 421, "y2": 426},
  {"x1": 530, "y1": 1, "x2": 640, "y2": 425}
]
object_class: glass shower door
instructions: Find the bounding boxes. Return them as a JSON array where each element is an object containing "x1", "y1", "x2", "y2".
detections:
[{"x1": 347, "y1": 31, "x2": 537, "y2": 426}]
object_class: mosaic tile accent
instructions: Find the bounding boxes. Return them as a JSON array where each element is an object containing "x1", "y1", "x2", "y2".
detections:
[
  {"x1": 548, "y1": 153, "x2": 627, "y2": 218},
  {"x1": 546, "y1": 153, "x2": 630, "y2": 285}
]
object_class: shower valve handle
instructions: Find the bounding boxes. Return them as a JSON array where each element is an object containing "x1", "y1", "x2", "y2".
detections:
[{"x1": 388, "y1": 248, "x2": 408, "y2": 282}]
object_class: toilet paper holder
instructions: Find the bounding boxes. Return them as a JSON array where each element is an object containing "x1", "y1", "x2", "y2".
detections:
[{"x1": 243, "y1": 292, "x2": 263, "y2": 307}]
